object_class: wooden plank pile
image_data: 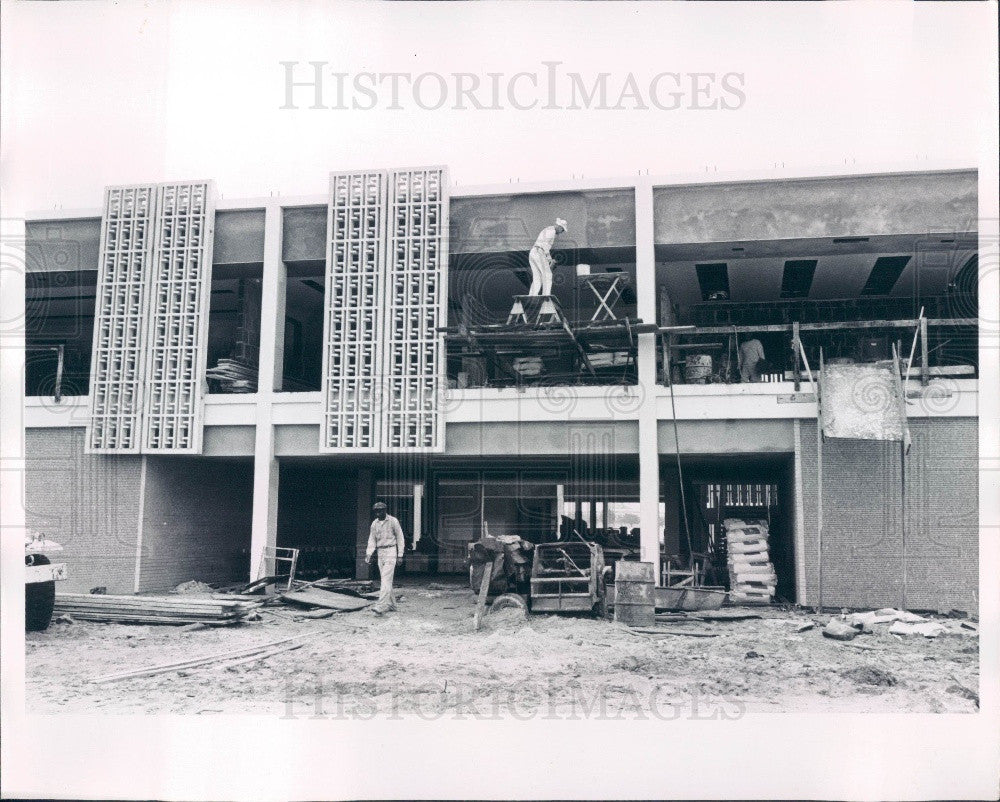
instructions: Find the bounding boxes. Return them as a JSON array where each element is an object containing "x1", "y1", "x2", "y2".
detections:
[
  {"x1": 205, "y1": 358, "x2": 258, "y2": 393},
  {"x1": 54, "y1": 593, "x2": 261, "y2": 625},
  {"x1": 723, "y1": 519, "x2": 776, "y2": 604}
]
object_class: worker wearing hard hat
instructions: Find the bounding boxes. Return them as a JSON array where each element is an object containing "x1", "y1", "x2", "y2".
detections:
[
  {"x1": 365, "y1": 501, "x2": 405, "y2": 614},
  {"x1": 528, "y1": 218, "x2": 567, "y2": 296}
]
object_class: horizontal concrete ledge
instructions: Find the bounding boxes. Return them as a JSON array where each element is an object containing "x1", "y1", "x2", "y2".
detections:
[{"x1": 23, "y1": 378, "x2": 978, "y2": 432}]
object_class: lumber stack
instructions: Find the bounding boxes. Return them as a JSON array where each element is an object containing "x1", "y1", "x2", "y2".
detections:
[
  {"x1": 54, "y1": 593, "x2": 260, "y2": 625},
  {"x1": 723, "y1": 519, "x2": 776, "y2": 604},
  {"x1": 205, "y1": 358, "x2": 258, "y2": 393}
]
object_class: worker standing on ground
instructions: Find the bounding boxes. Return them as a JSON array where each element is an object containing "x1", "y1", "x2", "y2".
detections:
[
  {"x1": 366, "y1": 501, "x2": 405, "y2": 615},
  {"x1": 528, "y1": 217, "x2": 567, "y2": 296},
  {"x1": 739, "y1": 337, "x2": 766, "y2": 383}
]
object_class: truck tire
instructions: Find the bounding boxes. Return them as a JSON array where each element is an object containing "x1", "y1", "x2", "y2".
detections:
[
  {"x1": 489, "y1": 593, "x2": 528, "y2": 616},
  {"x1": 25, "y1": 555, "x2": 56, "y2": 632}
]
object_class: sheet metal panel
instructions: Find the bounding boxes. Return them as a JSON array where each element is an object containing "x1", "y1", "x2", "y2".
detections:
[{"x1": 819, "y1": 361, "x2": 909, "y2": 442}]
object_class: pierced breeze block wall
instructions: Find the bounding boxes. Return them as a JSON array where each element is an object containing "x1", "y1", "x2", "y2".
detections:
[
  {"x1": 797, "y1": 418, "x2": 978, "y2": 612},
  {"x1": 25, "y1": 429, "x2": 141, "y2": 594},
  {"x1": 88, "y1": 185, "x2": 156, "y2": 453},
  {"x1": 136, "y1": 457, "x2": 253, "y2": 592},
  {"x1": 320, "y1": 167, "x2": 448, "y2": 453}
]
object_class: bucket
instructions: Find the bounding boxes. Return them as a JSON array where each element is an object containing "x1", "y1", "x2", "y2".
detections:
[
  {"x1": 613, "y1": 560, "x2": 655, "y2": 627},
  {"x1": 684, "y1": 354, "x2": 712, "y2": 384}
]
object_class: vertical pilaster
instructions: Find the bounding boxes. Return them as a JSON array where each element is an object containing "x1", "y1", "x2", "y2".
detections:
[
  {"x1": 249, "y1": 200, "x2": 284, "y2": 580},
  {"x1": 635, "y1": 178, "x2": 661, "y2": 582},
  {"x1": 355, "y1": 469, "x2": 373, "y2": 578}
]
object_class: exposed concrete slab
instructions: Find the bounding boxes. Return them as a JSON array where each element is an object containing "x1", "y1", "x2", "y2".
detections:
[
  {"x1": 281, "y1": 205, "x2": 327, "y2": 262},
  {"x1": 654, "y1": 170, "x2": 978, "y2": 244},
  {"x1": 445, "y1": 420, "x2": 639, "y2": 455},
  {"x1": 657, "y1": 419, "x2": 795, "y2": 453},
  {"x1": 450, "y1": 189, "x2": 636, "y2": 253},
  {"x1": 202, "y1": 425, "x2": 256, "y2": 456},
  {"x1": 25, "y1": 218, "x2": 101, "y2": 274},
  {"x1": 214, "y1": 209, "x2": 265, "y2": 264}
]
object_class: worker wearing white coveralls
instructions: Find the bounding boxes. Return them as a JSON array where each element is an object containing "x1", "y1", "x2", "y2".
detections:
[
  {"x1": 528, "y1": 218, "x2": 567, "y2": 296},
  {"x1": 366, "y1": 502, "x2": 405, "y2": 614}
]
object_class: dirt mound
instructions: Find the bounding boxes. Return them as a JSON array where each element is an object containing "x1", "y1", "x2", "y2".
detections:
[
  {"x1": 485, "y1": 607, "x2": 529, "y2": 630},
  {"x1": 841, "y1": 667, "x2": 898, "y2": 687}
]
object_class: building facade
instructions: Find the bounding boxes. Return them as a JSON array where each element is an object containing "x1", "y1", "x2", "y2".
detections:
[{"x1": 23, "y1": 166, "x2": 980, "y2": 611}]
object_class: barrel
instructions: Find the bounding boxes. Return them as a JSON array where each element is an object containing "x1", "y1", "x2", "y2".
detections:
[
  {"x1": 684, "y1": 354, "x2": 712, "y2": 384},
  {"x1": 613, "y1": 560, "x2": 655, "y2": 627}
]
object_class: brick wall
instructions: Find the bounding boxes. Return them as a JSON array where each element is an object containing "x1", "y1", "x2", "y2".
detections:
[
  {"x1": 25, "y1": 429, "x2": 141, "y2": 594},
  {"x1": 797, "y1": 418, "x2": 978, "y2": 612},
  {"x1": 136, "y1": 457, "x2": 254, "y2": 592}
]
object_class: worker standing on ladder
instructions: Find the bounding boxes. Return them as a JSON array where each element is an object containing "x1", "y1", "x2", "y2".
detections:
[
  {"x1": 528, "y1": 217, "x2": 567, "y2": 296},
  {"x1": 366, "y1": 501, "x2": 405, "y2": 615}
]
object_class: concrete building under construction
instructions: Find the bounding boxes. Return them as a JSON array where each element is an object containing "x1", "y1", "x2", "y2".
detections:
[{"x1": 23, "y1": 165, "x2": 980, "y2": 611}]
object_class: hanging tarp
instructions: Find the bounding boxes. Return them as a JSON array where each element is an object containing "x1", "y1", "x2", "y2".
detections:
[{"x1": 819, "y1": 361, "x2": 909, "y2": 442}]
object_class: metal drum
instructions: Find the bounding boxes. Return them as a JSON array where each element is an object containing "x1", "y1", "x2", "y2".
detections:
[
  {"x1": 684, "y1": 354, "x2": 712, "y2": 384},
  {"x1": 613, "y1": 560, "x2": 655, "y2": 627}
]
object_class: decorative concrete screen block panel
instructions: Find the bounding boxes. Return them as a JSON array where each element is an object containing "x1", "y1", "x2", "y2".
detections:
[
  {"x1": 382, "y1": 166, "x2": 448, "y2": 451},
  {"x1": 87, "y1": 185, "x2": 158, "y2": 453},
  {"x1": 320, "y1": 167, "x2": 448, "y2": 453},
  {"x1": 141, "y1": 181, "x2": 216, "y2": 453},
  {"x1": 321, "y1": 170, "x2": 389, "y2": 451},
  {"x1": 820, "y1": 362, "x2": 909, "y2": 442}
]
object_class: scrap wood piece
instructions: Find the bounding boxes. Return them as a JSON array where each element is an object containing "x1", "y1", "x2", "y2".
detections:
[
  {"x1": 628, "y1": 627, "x2": 718, "y2": 638},
  {"x1": 91, "y1": 630, "x2": 322, "y2": 683},
  {"x1": 281, "y1": 588, "x2": 372, "y2": 612},
  {"x1": 473, "y1": 563, "x2": 493, "y2": 632},
  {"x1": 202, "y1": 641, "x2": 307, "y2": 672}
]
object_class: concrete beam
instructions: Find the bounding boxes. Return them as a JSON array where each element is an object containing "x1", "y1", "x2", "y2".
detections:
[{"x1": 654, "y1": 170, "x2": 978, "y2": 244}]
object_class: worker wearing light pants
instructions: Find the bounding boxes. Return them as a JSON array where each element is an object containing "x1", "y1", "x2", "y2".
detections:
[
  {"x1": 528, "y1": 217, "x2": 567, "y2": 296},
  {"x1": 366, "y1": 501, "x2": 405, "y2": 614}
]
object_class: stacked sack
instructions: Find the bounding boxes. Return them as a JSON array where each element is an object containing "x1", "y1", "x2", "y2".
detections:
[{"x1": 723, "y1": 518, "x2": 776, "y2": 604}]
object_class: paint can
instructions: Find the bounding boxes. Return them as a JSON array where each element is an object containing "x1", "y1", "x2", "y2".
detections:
[
  {"x1": 684, "y1": 354, "x2": 712, "y2": 384},
  {"x1": 613, "y1": 560, "x2": 655, "y2": 627}
]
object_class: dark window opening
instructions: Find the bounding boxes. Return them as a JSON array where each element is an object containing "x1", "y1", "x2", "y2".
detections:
[
  {"x1": 279, "y1": 261, "x2": 325, "y2": 392},
  {"x1": 861, "y1": 255, "x2": 911, "y2": 296},
  {"x1": 779, "y1": 259, "x2": 817, "y2": 299},
  {"x1": 206, "y1": 264, "x2": 263, "y2": 394},
  {"x1": 25, "y1": 270, "x2": 97, "y2": 398},
  {"x1": 695, "y1": 262, "x2": 730, "y2": 301}
]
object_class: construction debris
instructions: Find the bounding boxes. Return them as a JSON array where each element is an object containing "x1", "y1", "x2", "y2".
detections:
[
  {"x1": 280, "y1": 587, "x2": 371, "y2": 612},
  {"x1": 173, "y1": 580, "x2": 215, "y2": 594},
  {"x1": 91, "y1": 630, "x2": 322, "y2": 683},
  {"x1": 822, "y1": 619, "x2": 859, "y2": 641},
  {"x1": 889, "y1": 620, "x2": 946, "y2": 638},
  {"x1": 724, "y1": 519, "x2": 776, "y2": 604},
  {"x1": 54, "y1": 593, "x2": 261, "y2": 625}
]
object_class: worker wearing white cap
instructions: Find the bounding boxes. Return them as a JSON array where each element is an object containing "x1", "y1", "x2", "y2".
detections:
[
  {"x1": 365, "y1": 501, "x2": 405, "y2": 614},
  {"x1": 528, "y1": 218, "x2": 567, "y2": 296}
]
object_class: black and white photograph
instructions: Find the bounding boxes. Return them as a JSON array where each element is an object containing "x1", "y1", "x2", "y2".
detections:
[{"x1": 2, "y1": 1, "x2": 998, "y2": 800}]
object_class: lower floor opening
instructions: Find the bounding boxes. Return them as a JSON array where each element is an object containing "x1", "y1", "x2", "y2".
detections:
[
  {"x1": 661, "y1": 454, "x2": 796, "y2": 603},
  {"x1": 270, "y1": 453, "x2": 796, "y2": 599}
]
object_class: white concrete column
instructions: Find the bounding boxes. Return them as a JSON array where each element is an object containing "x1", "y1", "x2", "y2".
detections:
[
  {"x1": 635, "y1": 178, "x2": 661, "y2": 582},
  {"x1": 249, "y1": 199, "x2": 285, "y2": 580}
]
